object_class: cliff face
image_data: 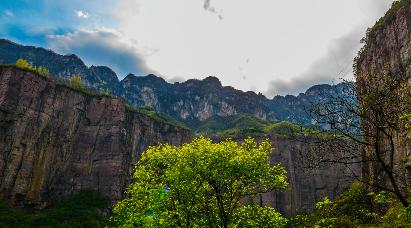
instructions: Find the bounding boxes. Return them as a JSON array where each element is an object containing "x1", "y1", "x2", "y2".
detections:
[
  {"x1": 355, "y1": 1, "x2": 411, "y2": 192},
  {"x1": 0, "y1": 66, "x2": 358, "y2": 215},
  {"x1": 0, "y1": 66, "x2": 192, "y2": 209},
  {"x1": 241, "y1": 135, "x2": 359, "y2": 217}
]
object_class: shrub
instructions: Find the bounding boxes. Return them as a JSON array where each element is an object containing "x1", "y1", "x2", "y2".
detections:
[
  {"x1": 15, "y1": 58, "x2": 50, "y2": 78},
  {"x1": 70, "y1": 75, "x2": 85, "y2": 90},
  {"x1": 293, "y1": 182, "x2": 411, "y2": 227}
]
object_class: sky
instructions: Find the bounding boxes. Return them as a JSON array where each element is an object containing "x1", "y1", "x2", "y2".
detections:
[{"x1": 0, "y1": 0, "x2": 394, "y2": 97}]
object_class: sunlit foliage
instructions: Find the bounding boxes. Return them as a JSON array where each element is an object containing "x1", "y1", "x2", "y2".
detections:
[{"x1": 110, "y1": 136, "x2": 288, "y2": 227}]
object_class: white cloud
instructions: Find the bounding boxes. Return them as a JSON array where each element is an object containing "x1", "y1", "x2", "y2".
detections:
[
  {"x1": 110, "y1": 0, "x2": 395, "y2": 96},
  {"x1": 75, "y1": 10, "x2": 89, "y2": 19}
]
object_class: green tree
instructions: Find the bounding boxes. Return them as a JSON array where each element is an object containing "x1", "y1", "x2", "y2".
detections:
[
  {"x1": 110, "y1": 137, "x2": 288, "y2": 227},
  {"x1": 308, "y1": 76, "x2": 411, "y2": 208}
]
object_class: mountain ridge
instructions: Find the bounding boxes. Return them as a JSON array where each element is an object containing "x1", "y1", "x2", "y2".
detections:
[{"x1": 0, "y1": 38, "x2": 354, "y2": 128}]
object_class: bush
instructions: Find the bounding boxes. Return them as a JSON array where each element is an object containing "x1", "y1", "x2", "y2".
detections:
[
  {"x1": 70, "y1": 75, "x2": 85, "y2": 90},
  {"x1": 15, "y1": 58, "x2": 50, "y2": 78},
  {"x1": 293, "y1": 182, "x2": 411, "y2": 227}
]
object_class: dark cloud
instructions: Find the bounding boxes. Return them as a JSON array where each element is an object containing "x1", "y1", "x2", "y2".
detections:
[
  {"x1": 266, "y1": 28, "x2": 363, "y2": 97},
  {"x1": 48, "y1": 30, "x2": 152, "y2": 78},
  {"x1": 203, "y1": 0, "x2": 212, "y2": 11},
  {"x1": 203, "y1": 0, "x2": 223, "y2": 20}
]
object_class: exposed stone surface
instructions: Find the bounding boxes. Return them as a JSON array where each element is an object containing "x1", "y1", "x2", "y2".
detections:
[
  {"x1": 0, "y1": 66, "x2": 358, "y2": 215},
  {"x1": 355, "y1": 2, "x2": 411, "y2": 193},
  {"x1": 0, "y1": 66, "x2": 192, "y2": 209},
  {"x1": 239, "y1": 135, "x2": 359, "y2": 217}
]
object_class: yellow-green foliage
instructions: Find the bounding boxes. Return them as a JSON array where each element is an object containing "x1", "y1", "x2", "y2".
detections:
[
  {"x1": 36, "y1": 66, "x2": 50, "y2": 78},
  {"x1": 401, "y1": 113, "x2": 411, "y2": 130},
  {"x1": 231, "y1": 205, "x2": 288, "y2": 228},
  {"x1": 15, "y1": 58, "x2": 50, "y2": 77},
  {"x1": 110, "y1": 136, "x2": 288, "y2": 227},
  {"x1": 70, "y1": 74, "x2": 85, "y2": 90},
  {"x1": 15, "y1": 59, "x2": 32, "y2": 69}
]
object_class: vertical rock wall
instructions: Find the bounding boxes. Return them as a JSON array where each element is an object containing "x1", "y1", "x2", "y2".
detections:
[
  {"x1": 355, "y1": 2, "x2": 411, "y2": 193},
  {"x1": 0, "y1": 66, "x2": 192, "y2": 208}
]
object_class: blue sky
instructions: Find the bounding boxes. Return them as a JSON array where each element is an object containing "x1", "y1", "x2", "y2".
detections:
[
  {"x1": 0, "y1": 0, "x2": 113, "y2": 44},
  {"x1": 0, "y1": 0, "x2": 148, "y2": 76},
  {"x1": 0, "y1": 0, "x2": 394, "y2": 96}
]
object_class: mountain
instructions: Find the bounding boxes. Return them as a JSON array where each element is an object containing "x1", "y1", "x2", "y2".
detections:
[
  {"x1": 0, "y1": 38, "x2": 356, "y2": 129},
  {"x1": 0, "y1": 66, "x2": 358, "y2": 216}
]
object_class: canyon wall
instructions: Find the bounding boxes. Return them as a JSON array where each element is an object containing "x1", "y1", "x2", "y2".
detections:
[
  {"x1": 245, "y1": 135, "x2": 359, "y2": 217},
  {"x1": 0, "y1": 66, "x2": 192, "y2": 209},
  {"x1": 0, "y1": 66, "x2": 358, "y2": 215},
  {"x1": 355, "y1": 1, "x2": 411, "y2": 193}
]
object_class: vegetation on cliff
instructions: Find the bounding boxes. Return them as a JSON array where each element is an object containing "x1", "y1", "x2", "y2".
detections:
[
  {"x1": 350, "y1": 0, "x2": 411, "y2": 208},
  {"x1": 109, "y1": 137, "x2": 288, "y2": 227},
  {"x1": 13, "y1": 58, "x2": 50, "y2": 78},
  {"x1": 0, "y1": 64, "x2": 188, "y2": 130},
  {"x1": 293, "y1": 182, "x2": 411, "y2": 227}
]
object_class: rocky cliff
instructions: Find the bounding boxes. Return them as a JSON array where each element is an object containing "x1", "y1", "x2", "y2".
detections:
[
  {"x1": 225, "y1": 134, "x2": 359, "y2": 217},
  {"x1": 0, "y1": 66, "x2": 359, "y2": 215},
  {"x1": 0, "y1": 39, "x2": 355, "y2": 128},
  {"x1": 0, "y1": 66, "x2": 192, "y2": 209},
  {"x1": 355, "y1": 0, "x2": 411, "y2": 194}
]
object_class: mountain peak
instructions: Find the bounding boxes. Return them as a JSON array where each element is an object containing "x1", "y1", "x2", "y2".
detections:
[
  {"x1": 202, "y1": 76, "x2": 222, "y2": 87},
  {"x1": 305, "y1": 84, "x2": 333, "y2": 96}
]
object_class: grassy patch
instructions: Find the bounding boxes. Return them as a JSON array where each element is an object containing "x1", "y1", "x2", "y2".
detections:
[
  {"x1": 126, "y1": 105, "x2": 189, "y2": 130},
  {"x1": 196, "y1": 114, "x2": 332, "y2": 139}
]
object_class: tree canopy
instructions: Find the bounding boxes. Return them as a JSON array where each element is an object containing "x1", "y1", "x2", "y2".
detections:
[{"x1": 110, "y1": 136, "x2": 288, "y2": 227}]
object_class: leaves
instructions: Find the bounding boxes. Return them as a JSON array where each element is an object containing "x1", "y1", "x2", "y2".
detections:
[
  {"x1": 15, "y1": 58, "x2": 50, "y2": 78},
  {"x1": 110, "y1": 136, "x2": 288, "y2": 227}
]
